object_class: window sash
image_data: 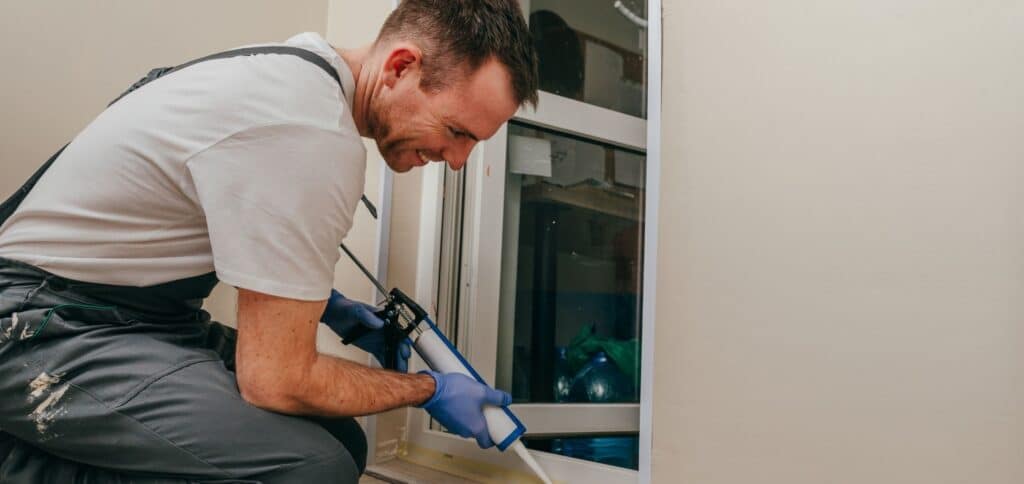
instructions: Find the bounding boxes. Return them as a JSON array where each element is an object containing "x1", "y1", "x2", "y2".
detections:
[
  {"x1": 519, "y1": 91, "x2": 647, "y2": 151},
  {"x1": 510, "y1": 403, "x2": 641, "y2": 436}
]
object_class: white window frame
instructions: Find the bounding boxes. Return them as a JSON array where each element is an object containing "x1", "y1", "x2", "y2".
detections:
[{"x1": 390, "y1": 2, "x2": 663, "y2": 482}]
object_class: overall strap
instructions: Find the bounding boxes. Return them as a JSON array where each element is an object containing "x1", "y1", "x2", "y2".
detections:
[
  {"x1": 0, "y1": 45, "x2": 344, "y2": 228},
  {"x1": 108, "y1": 45, "x2": 344, "y2": 106}
]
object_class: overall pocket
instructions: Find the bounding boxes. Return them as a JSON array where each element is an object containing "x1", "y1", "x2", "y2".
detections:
[
  {"x1": 2, "y1": 303, "x2": 124, "y2": 344},
  {"x1": 10, "y1": 303, "x2": 218, "y2": 408}
]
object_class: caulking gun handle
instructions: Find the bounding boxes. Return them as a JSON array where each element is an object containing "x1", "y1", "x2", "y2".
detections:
[
  {"x1": 381, "y1": 322, "x2": 411, "y2": 370},
  {"x1": 339, "y1": 303, "x2": 395, "y2": 345},
  {"x1": 339, "y1": 310, "x2": 408, "y2": 371}
]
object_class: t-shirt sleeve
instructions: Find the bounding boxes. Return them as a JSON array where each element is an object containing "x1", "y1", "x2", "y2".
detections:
[{"x1": 185, "y1": 124, "x2": 366, "y2": 300}]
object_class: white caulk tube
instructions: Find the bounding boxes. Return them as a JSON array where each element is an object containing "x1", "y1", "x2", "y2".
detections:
[{"x1": 412, "y1": 316, "x2": 554, "y2": 484}]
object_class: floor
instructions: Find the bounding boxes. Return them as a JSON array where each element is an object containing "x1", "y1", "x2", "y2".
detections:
[
  {"x1": 360, "y1": 474, "x2": 392, "y2": 484},
  {"x1": 360, "y1": 458, "x2": 481, "y2": 484},
  {"x1": 360, "y1": 474, "x2": 393, "y2": 484}
]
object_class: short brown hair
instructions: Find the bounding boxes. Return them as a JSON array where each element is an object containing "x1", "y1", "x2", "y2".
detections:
[{"x1": 377, "y1": 0, "x2": 539, "y2": 108}]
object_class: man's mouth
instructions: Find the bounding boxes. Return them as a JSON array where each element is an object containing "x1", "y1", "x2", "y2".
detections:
[{"x1": 416, "y1": 150, "x2": 440, "y2": 166}]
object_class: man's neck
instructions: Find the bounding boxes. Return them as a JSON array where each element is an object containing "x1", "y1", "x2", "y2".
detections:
[{"x1": 336, "y1": 44, "x2": 375, "y2": 137}]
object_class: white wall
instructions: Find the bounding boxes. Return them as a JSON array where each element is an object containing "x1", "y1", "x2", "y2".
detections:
[{"x1": 653, "y1": 1, "x2": 1024, "y2": 483}]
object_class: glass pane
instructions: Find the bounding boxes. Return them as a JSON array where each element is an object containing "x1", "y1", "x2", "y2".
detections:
[
  {"x1": 523, "y1": 435, "x2": 639, "y2": 470},
  {"x1": 527, "y1": 0, "x2": 647, "y2": 117},
  {"x1": 497, "y1": 122, "x2": 644, "y2": 411},
  {"x1": 431, "y1": 127, "x2": 647, "y2": 446}
]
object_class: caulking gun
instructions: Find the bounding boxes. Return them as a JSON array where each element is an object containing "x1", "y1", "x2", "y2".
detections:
[
  {"x1": 338, "y1": 196, "x2": 553, "y2": 484},
  {"x1": 338, "y1": 242, "x2": 552, "y2": 483}
]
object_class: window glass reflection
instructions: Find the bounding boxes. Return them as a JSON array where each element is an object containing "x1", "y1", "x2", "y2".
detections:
[
  {"x1": 498, "y1": 122, "x2": 645, "y2": 405},
  {"x1": 529, "y1": 0, "x2": 647, "y2": 117},
  {"x1": 524, "y1": 435, "x2": 639, "y2": 470}
]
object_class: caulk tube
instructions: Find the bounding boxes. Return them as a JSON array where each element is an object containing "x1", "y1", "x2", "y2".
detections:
[{"x1": 411, "y1": 316, "x2": 526, "y2": 451}]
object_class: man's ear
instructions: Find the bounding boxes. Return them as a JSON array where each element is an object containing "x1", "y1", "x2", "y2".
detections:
[{"x1": 381, "y1": 43, "x2": 423, "y2": 88}]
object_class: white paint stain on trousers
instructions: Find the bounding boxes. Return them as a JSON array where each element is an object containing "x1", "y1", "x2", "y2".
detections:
[
  {"x1": 0, "y1": 312, "x2": 18, "y2": 342},
  {"x1": 26, "y1": 372, "x2": 70, "y2": 437},
  {"x1": 18, "y1": 312, "x2": 33, "y2": 340},
  {"x1": 0, "y1": 312, "x2": 35, "y2": 343},
  {"x1": 28, "y1": 372, "x2": 62, "y2": 403}
]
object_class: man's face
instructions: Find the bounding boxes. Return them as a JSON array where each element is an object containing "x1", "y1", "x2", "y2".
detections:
[{"x1": 368, "y1": 52, "x2": 519, "y2": 173}]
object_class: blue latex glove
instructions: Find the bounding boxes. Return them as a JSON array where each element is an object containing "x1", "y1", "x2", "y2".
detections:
[
  {"x1": 418, "y1": 370, "x2": 513, "y2": 449},
  {"x1": 321, "y1": 289, "x2": 412, "y2": 372}
]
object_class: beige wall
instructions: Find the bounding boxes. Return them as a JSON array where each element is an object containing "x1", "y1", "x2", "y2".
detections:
[{"x1": 653, "y1": 1, "x2": 1024, "y2": 483}]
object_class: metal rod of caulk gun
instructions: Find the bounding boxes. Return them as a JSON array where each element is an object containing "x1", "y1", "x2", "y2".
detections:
[
  {"x1": 339, "y1": 242, "x2": 419, "y2": 332},
  {"x1": 339, "y1": 242, "x2": 388, "y2": 297}
]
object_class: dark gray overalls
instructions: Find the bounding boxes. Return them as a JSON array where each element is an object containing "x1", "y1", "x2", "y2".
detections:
[{"x1": 0, "y1": 48, "x2": 366, "y2": 483}]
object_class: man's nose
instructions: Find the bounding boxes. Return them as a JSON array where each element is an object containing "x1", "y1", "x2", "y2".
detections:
[{"x1": 444, "y1": 140, "x2": 477, "y2": 171}]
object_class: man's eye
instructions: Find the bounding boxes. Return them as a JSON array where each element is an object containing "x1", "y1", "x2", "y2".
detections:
[{"x1": 448, "y1": 127, "x2": 465, "y2": 138}]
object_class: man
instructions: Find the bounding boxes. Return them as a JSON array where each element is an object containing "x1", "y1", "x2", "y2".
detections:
[{"x1": 0, "y1": 0, "x2": 538, "y2": 482}]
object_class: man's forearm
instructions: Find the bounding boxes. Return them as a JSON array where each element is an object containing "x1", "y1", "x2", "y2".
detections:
[
  {"x1": 234, "y1": 288, "x2": 435, "y2": 418},
  {"x1": 293, "y1": 354, "x2": 435, "y2": 417}
]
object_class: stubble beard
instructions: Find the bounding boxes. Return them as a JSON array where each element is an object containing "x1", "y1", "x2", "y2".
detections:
[
  {"x1": 367, "y1": 102, "x2": 402, "y2": 157},
  {"x1": 368, "y1": 102, "x2": 417, "y2": 172}
]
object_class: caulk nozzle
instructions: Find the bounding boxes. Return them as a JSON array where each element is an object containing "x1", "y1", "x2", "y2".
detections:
[{"x1": 512, "y1": 440, "x2": 554, "y2": 484}]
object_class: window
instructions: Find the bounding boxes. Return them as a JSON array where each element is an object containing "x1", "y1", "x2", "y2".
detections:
[{"x1": 404, "y1": 1, "x2": 652, "y2": 482}]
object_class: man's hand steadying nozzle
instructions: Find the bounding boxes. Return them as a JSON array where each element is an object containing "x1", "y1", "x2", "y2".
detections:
[
  {"x1": 321, "y1": 289, "x2": 412, "y2": 372},
  {"x1": 417, "y1": 371, "x2": 513, "y2": 449}
]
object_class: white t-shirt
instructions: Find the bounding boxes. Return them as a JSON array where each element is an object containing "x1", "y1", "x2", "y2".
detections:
[{"x1": 0, "y1": 33, "x2": 365, "y2": 301}]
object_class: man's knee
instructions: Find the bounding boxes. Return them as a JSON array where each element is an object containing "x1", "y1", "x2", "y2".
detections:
[{"x1": 306, "y1": 417, "x2": 367, "y2": 474}]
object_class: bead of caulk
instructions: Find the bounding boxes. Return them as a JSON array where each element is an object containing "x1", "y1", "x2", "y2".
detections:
[{"x1": 512, "y1": 441, "x2": 553, "y2": 484}]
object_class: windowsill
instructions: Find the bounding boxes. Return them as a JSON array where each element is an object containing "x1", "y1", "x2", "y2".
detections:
[{"x1": 363, "y1": 458, "x2": 483, "y2": 484}]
